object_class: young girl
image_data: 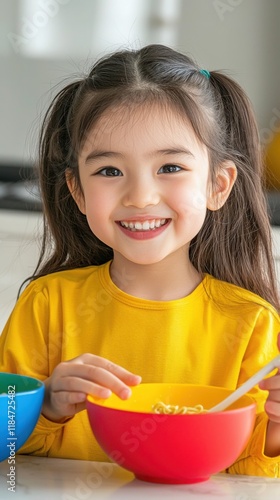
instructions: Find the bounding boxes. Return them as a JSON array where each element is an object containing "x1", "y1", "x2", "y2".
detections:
[{"x1": 0, "y1": 44, "x2": 280, "y2": 476}]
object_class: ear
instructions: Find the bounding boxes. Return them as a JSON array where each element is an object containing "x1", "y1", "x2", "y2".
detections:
[
  {"x1": 207, "y1": 161, "x2": 237, "y2": 211},
  {"x1": 65, "y1": 169, "x2": 86, "y2": 214}
]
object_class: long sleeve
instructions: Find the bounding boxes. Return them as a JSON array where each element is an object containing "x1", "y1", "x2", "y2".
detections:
[{"x1": 225, "y1": 306, "x2": 280, "y2": 477}]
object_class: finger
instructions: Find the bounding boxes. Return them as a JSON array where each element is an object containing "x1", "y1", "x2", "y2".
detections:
[
  {"x1": 54, "y1": 368, "x2": 134, "y2": 400},
  {"x1": 68, "y1": 354, "x2": 142, "y2": 386},
  {"x1": 42, "y1": 390, "x2": 88, "y2": 420},
  {"x1": 54, "y1": 376, "x2": 113, "y2": 399},
  {"x1": 265, "y1": 390, "x2": 280, "y2": 403},
  {"x1": 276, "y1": 332, "x2": 280, "y2": 373},
  {"x1": 50, "y1": 391, "x2": 88, "y2": 417},
  {"x1": 53, "y1": 390, "x2": 86, "y2": 406},
  {"x1": 264, "y1": 400, "x2": 280, "y2": 423},
  {"x1": 259, "y1": 374, "x2": 280, "y2": 391}
]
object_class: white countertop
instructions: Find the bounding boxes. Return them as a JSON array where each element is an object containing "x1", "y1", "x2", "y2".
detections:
[{"x1": 0, "y1": 456, "x2": 279, "y2": 499}]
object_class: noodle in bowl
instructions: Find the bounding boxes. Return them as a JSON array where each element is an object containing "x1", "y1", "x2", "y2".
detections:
[{"x1": 152, "y1": 402, "x2": 207, "y2": 414}]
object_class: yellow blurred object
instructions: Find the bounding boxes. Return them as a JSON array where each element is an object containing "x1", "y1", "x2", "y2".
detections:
[{"x1": 265, "y1": 131, "x2": 280, "y2": 190}]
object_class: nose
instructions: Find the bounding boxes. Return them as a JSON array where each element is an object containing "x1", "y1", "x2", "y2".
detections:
[{"x1": 122, "y1": 174, "x2": 160, "y2": 208}]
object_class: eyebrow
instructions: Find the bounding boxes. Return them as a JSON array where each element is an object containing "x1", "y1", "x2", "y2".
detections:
[
  {"x1": 157, "y1": 148, "x2": 195, "y2": 158},
  {"x1": 84, "y1": 147, "x2": 194, "y2": 164},
  {"x1": 85, "y1": 151, "x2": 124, "y2": 164}
]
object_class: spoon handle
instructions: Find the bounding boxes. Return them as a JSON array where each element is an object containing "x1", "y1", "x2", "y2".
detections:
[{"x1": 208, "y1": 354, "x2": 280, "y2": 413}]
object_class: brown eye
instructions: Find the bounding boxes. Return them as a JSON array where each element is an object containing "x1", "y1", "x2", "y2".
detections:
[
  {"x1": 158, "y1": 164, "x2": 182, "y2": 174},
  {"x1": 96, "y1": 167, "x2": 123, "y2": 176}
]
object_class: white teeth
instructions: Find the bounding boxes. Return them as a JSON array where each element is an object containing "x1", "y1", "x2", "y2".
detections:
[
  {"x1": 142, "y1": 221, "x2": 150, "y2": 230},
  {"x1": 120, "y1": 219, "x2": 167, "y2": 231}
]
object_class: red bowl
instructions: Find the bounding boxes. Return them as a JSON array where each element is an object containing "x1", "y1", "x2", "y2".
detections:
[{"x1": 86, "y1": 383, "x2": 256, "y2": 484}]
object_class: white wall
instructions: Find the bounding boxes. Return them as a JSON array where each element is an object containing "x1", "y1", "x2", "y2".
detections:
[
  {"x1": 0, "y1": 0, "x2": 280, "y2": 164},
  {"x1": 0, "y1": 210, "x2": 42, "y2": 332},
  {"x1": 177, "y1": 0, "x2": 280, "y2": 134}
]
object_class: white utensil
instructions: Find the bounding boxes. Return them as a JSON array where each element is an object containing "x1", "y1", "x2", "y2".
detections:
[{"x1": 208, "y1": 354, "x2": 280, "y2": 413}]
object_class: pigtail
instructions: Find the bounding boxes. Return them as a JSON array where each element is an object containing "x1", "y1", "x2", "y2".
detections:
[{"x1": 190, "y1": 72, "x2": 280, "y2": 310}]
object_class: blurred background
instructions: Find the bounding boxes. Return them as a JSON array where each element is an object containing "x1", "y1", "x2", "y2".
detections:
[{"x1": 0, "y1": 0, "x2": 280, "y2": 329}]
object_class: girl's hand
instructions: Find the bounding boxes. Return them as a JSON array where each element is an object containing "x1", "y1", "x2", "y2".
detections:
[
  {"x1": 259, "y1": 333, "x2": 280, "y2": 457},
  {"x1": 259, "y1": 333, "x2": 280, "y2": 424},
  {"x1": 42, "y1": 354, "x2": 141, "y2": 422}
]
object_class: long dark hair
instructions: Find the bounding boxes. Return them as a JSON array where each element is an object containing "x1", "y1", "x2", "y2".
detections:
[{"x1": 28, "y1": 44, "x2": 279, "y2": 311}]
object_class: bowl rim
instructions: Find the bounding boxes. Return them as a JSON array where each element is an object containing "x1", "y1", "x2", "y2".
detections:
[
  {"x1": 86, "y1": 383, "x2": 257, "y2": 415},
  {"x1": 0, "y1": 372, "x2": 44, "y2": 396}
]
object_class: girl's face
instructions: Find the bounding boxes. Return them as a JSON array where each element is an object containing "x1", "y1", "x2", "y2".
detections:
[{"x1": 70, "y1": 103, "x2": 235, "y2": 268}]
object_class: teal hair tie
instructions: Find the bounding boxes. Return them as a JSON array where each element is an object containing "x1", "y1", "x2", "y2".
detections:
[{"x1": 200, "y1": 69, "x2": 210, "y2": 79}]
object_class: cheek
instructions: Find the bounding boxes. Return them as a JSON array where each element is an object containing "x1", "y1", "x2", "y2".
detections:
[
  {"x1": 82, "y1": 189, "x2": 113, "y2": 236},
  {"x1": 175, "y1": 188, "x2": 208, "y2": 220},
  {"x1": 82, "y1": 185, "x2": 107, "y2": 214}
]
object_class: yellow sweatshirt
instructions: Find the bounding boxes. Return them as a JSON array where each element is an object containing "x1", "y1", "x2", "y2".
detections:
[{"x1": 0, "y1": 262, "x2": 279, "y2": 476}]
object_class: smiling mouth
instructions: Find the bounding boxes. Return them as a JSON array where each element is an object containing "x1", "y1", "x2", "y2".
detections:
[{"x1": 118, "y1": 219, "x2": 169, "y2": 231}]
